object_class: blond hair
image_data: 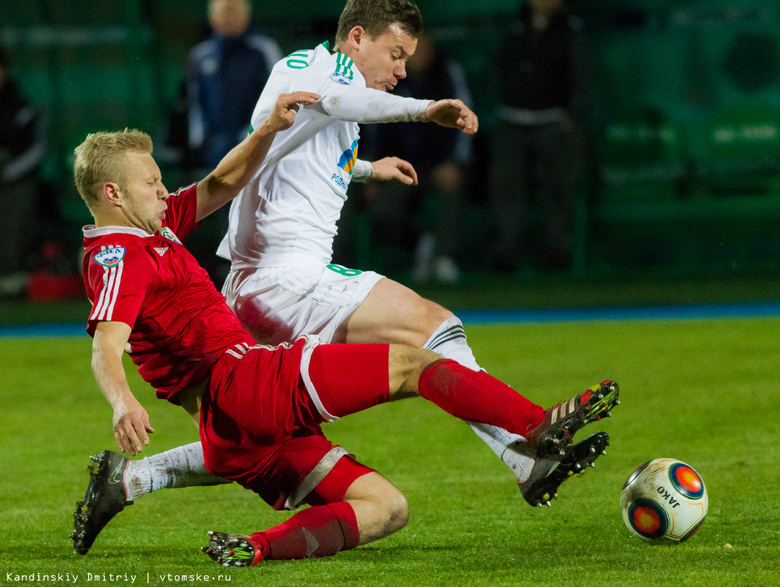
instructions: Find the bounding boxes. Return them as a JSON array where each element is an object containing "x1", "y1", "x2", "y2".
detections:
[
  {"x1": 335, "y1": 0, "x2": 423, "y2": 46},
  {"x1": 73, "y1": 129, "x2": 153, "y2": 210}
]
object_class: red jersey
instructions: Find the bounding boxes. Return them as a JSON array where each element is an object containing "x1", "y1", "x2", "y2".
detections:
[{"x1": 82, "y1": 184, "x2": 254, "y2": 403}]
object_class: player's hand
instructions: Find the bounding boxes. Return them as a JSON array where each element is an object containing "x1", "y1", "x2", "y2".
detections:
[
  {"x1": 112, "y1": 397, "x2": 155, "y2": 456},
  {"x1": 371, "y1": 157, "x2": 418, "y2": 186},
  {"x1": 263, "y1": 92, "x2": 321, "y2": 133},
  {"x1": 424, "y1": 99, "x2": 478, "y2": 134}
]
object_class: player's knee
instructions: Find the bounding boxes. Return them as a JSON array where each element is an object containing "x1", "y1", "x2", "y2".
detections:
[
  {"x1": 380, "y1": 487, "x2": 409, "y2": 536},
  {"x1": 351, "y1": 480, "x2": 409, "y2": 542},
  {"x1": 388, "y1": 345, "x2": 442, "y2": 397},
  {"x1": 395, "y1": 292, "x2": 453, "y2": 345},
  {"x1": 416, "y1": 299, "x2": 454, "y2": 337}
]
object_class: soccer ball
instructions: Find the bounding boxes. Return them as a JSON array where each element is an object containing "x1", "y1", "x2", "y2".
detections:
[{"x1": 620, "y1": 458, "x2": 708, "y2": 543}]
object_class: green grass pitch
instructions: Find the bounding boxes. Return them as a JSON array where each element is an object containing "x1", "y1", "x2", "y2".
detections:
[{"x1": 1, "y1": 317, "x2": 778, "y2": 586}]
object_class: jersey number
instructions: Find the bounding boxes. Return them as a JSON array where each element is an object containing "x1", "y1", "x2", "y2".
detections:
[
  {"x1": 327, "y1": 264, "x2": 362, "y2": 277},
  {"x1": 285, "y1": 51, "x2": 310, "y2": 69}
]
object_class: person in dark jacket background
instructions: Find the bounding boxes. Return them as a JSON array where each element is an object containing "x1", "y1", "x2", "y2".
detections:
[
  {"x1": 489, "y1": 0, "x2": 583, "y2": 273},
  {"x1": 165, "y1": 0, "x2": 282, "y2": 170},
  {"x1": 161, "y1": 0, "x2": 282, "y2": 283}
]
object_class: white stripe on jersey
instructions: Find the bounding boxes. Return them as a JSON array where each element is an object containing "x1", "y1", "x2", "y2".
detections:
[
  {"x1": 91, "y1": 268, "x2": 109, "y2": 320},
  {"x1": 91, "y1": 249, "x2": 124, "y2": 321},
  {"x1": 105, "y1": 260, "x2": 123, "y2": 320},
  {"x1": 224, "y1": 340, "x2": 296, "y2": 360},
  {"x1": 92, "y1": 268, "x2": 113, "y2": 320},
  {"x1": 93, "y1": 265, "x2": 117, "y2": 321}
]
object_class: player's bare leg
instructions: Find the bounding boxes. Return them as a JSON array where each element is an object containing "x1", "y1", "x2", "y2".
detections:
[
  {"x1": 335, "y1": 277, "x2": 543, "y2": 480},
  {"x1": 333, "y1": 277, "x2": 450, "y2": 347}
]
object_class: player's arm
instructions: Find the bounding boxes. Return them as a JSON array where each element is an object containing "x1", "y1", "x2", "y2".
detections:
[
  {"x1": 317, "y1": 87, "x2": 474, "y2": 187},
  {"x1": 315, "y1": 85, "x2": 478, "y2": 134},
  {"x1": 91, "y1": 321, "x2": 155, "y2": 456},
  {"x1": 194, "y1": 91, "x2": 320, "y2": 222}
]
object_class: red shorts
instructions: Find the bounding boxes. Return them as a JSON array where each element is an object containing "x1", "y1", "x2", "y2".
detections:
[{"x1": 199, "y1": 336, "x2": 389, "y2": 509}]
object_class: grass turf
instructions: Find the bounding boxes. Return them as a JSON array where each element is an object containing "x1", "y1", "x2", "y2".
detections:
[{"x1": 1, "y1": 317, "x2": 778, "y2": 586}]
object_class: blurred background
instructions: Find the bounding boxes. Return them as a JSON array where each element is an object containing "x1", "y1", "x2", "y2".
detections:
[{"x1": 2, "y1": 0, "x2": 780, "y2": 316}]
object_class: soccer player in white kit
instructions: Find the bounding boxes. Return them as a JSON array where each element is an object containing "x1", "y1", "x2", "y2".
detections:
[{"x1": 72, "y1": 0, "x2": 617, "y2": 554}]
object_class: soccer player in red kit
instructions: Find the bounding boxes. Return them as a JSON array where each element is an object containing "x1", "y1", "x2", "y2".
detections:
[{"x1": 72, "y1": 92, "x2": 619, "y2": 567}]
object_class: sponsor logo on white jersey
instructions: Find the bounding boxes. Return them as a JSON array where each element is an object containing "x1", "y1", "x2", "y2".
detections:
[
  {"x1": 94, "y1": 246, "x2": 125, "y2": 268},
  {"x1": 330, "y1": 173, "x2": 349, "y2": 191},
  {"x1": 330, "y1": 71, "x2": 353, "y2": 86},
  {"x1": 337, "y1": 139, "x2": 359, "y2": 174}
]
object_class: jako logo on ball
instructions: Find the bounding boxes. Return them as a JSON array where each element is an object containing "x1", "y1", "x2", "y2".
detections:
[{"x1": 620, "y1": 458, "x2": 707, "y2": 543}]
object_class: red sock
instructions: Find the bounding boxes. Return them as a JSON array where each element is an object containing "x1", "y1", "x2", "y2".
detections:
[
  {"x1": 251, "y1": 502, "x2": 360, "y2": 560},
  {"x1": 418, "y1": 359, "x2": 544, "y2": 435}
]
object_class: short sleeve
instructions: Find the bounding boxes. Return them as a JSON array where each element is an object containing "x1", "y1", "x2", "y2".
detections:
[{"x1": 85, "y1": 243, "x2": 155, "y2": 336}]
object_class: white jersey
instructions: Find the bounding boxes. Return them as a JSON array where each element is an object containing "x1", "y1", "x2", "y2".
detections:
[{"x1": 217, "y1": 43, "x2": 432, "y2": 268}]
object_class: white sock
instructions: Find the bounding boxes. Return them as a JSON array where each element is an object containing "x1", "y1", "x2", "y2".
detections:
[
  {"x1": 423, "y1": 316, "x2": 535, "y2": 482},
  {"x1": 124, "y1": 442, "x2": 229, "y2": 500},
  {"x1": 422, "y1": 315, "x2": 482, "y2": 371},
  {"x1": 470, "y1": 422, "x2": 535, "y2": 482}
]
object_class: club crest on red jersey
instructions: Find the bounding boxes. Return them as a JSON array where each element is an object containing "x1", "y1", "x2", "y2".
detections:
[
  {"x1": 94, "y1": 246, "x2": 125, "y2": 268},
  {"x1": 160, "y1": 227, "x2": 182, "y2": 244}
]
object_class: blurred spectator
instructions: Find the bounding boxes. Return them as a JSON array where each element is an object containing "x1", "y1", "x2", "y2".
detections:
[
  {"x1": 0, "y1": 46, "x2": 45, "y2": 296},
  {"x1": 163, "y1": 0, "x2": 283, "y2": 170},
  {"x1": 361, "y1": 34, "x2": 473, "y2": 283},
  {"x1": 161, "y1": 0, "x2": 282, "y2": 283},
  {"x1": 489, "y1": 0, "x2": 583, "y2": 272}
]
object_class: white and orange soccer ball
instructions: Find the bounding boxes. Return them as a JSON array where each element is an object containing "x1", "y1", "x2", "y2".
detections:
[{"x1": 620, "y1": 458, "x2": 708, "y2": 543}]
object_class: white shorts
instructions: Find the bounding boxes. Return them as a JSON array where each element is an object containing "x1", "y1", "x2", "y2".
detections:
[{"x1": 222, "y1": 262, "x2": 384, "y2": 345}]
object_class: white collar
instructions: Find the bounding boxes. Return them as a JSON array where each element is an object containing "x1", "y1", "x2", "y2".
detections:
[{"x1": 83, "y1": 225, "x2": 154, "y2": 238}]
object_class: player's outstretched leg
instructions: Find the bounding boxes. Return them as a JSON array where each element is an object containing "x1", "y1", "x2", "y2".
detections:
[
  {"x1": 415, "y1": 359, "x2": 618, "y2": 461},
  {"x1": 518, "y1": 431, "x2": 610, "y2": 507},
  {"x1": 71, "y1": 451, "x2": 133, "y2": 554},
  {"x1": 524, "y1": 380, "x2": 620, "y2": 459}
]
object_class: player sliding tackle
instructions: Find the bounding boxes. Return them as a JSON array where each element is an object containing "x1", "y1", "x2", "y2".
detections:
[
  {"x1": 73, "y1": 0, "x2": 622, "y2": 558},
  {"x1": 69, "y1": 90, "x2": 620, "y2": 565}
]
